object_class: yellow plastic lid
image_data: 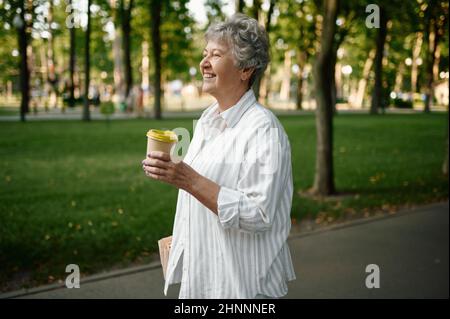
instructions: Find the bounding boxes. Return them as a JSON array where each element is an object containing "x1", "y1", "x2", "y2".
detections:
[{"x1": 146, "y1": 129, "x2": 178, "y2": 143}]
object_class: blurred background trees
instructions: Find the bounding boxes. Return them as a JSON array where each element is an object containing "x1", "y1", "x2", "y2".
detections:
[{"x1": 0, "y1": 0, "x2": 447, "y2": 120}]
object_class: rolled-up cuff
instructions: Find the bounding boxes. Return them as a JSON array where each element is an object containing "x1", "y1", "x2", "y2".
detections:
[{"x1": 217, "y1": 186, "x2": 241, "y2": 229}]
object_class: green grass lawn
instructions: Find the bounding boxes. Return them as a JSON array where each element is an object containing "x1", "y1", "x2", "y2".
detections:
[
  {"x1": 0, "y1": 107, "x2": 19, "y2": 116},
  {"x1": 0, "y1": 113, "x2": 448, "y2": 291}
]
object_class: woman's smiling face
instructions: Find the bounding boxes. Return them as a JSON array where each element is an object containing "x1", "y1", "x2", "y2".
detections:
[{"x1": 199, "y1": 40, "x2": 243, "y2": 98}]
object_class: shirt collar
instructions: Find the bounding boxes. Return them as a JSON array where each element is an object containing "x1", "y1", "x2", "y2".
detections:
[{"x1": 201, "y1": 89, "x2": 256, "y2": 130}]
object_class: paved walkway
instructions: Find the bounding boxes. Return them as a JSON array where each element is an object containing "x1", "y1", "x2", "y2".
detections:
[{"x1": 1, "y1": 202, "x2": 448, "y2": 299}]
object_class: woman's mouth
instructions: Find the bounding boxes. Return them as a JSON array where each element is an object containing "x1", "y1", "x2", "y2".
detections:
[{"x1": 203, "y1": 73, "x2": 216, "y2": 79}]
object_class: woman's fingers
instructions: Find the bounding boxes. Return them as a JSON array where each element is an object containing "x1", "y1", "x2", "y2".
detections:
[
  {"x1": 145, "y1": 171, "x2": 162, "y2": 181},
  {"x1": 142, "y1": 158, "x2": 170, "y2": 169},
  {"x1": 144, "y1": 165, "x2": 166, "y2": 176},
  {"x1": 148, "y1": 151, "x2": 171, "y2": 161}
]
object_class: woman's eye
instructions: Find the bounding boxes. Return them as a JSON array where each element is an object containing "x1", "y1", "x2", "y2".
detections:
[{"x1": 202, "y1": 52, "x2": 220, "y2": 58}]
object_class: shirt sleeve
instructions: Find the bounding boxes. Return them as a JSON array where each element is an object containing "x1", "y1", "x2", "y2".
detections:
[{"x1": 217, "y1": 123, "x2": 291, "y2": 233}]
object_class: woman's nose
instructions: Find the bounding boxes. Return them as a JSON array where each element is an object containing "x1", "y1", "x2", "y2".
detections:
[{"x1": 200, "y1": 56, "x2": 211, "y2": 69}]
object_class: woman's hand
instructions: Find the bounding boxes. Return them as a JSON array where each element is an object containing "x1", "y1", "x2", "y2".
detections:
[
  {"x1": 142, "y1": 151, "x2": 199, "y2": 191},
  {"x1": 142, "y1": 151, "x2": 220, "y2": 214}
]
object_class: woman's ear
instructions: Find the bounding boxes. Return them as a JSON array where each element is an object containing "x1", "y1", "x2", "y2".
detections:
[{"x1": 241, "y1": 67, "x2": 255, "y2": 81}]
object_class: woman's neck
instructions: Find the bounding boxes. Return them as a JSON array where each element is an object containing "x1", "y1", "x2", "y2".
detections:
[{"x1": 215, "y1": 85, "x2": 249, "y2": 113}]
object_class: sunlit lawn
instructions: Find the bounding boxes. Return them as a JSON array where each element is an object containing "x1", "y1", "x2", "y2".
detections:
[
  {"x1": 0, "y1": 112, "x2": 448, "y2": 291},
  {"x1": 0, "y1": 107, "x2": 19, "y2": 116}
]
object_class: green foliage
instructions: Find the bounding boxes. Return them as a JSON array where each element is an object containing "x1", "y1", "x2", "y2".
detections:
[
  {"x1": 271, "y1": 0, "x2": 317, "y2": 63},
  {"x1": 0, "y1": 0, "x2": 448, "y2": 99},
  {"x1": 160, "y1": 0, "x2": 198, "y2": 82},
  {"x1": 204, "y1": 0, "x2": 228, "y2": 27}
]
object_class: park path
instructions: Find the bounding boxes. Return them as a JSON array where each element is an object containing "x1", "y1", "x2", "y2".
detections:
[
  {"x1": 0, "y1": 107, "x2": 442, "y2": 122},
  {"x1": 1, "y1": 201, "x2": 448, "y2": 299}
]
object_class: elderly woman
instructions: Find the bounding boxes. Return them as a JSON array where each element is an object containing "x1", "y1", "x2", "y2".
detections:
[{"x1": 142, "y1": 13, "x2": 295, "y2": 299}]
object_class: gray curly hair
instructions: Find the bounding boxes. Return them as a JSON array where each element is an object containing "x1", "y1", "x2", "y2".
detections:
[{"x1": 205, "y1": 13, "x2": 270, "y2": 87}]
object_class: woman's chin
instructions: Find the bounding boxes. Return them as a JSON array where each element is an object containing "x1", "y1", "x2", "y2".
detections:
[{"x1": 202, "y1": 84, "x2": 215, "y2": 94}]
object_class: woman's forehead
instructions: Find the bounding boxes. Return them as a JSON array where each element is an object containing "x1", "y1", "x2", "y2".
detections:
[{"x1": 204, "y1": 40, "x2": 229, "y2": 52}]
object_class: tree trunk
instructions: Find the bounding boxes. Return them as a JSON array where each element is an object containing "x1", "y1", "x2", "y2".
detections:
[
  {"x1": 393, "y1": 63, "x2": 404, "y2": 92},
  {"x1": 353, "y1": 49, "x2": 375, "y2": 108},
  {"x1": 250, "y1": 0, "x2": 264, "y2": 100},
  {"x1": 424, "y1": 3, "x2": 447, "y2": 113},
  {"x1": 330, "y1": 48, "x2": 338, "y2": 114},
  {"x1": 280, "y1": 50, "x2": 291, "y2": 101},
  {"x1": 121, "y1": 0, "x2": 133, "y2": 99},
  {"x1": 443, "y1": 117, "x2": 449, "y2": 176},
  {"x1": 236, "y1": 0, "x2": 245, "y2": 13},
  {"x1": 330, "y1": 26, "x2": 349, "y2": 114},
  {"x1": 295, "y1": 3, "x2": 310, "y2": 111},
  {"x1": 17, "y1": 0, "x2": 30, "y2": 122},
  {"x1": 263, "y1": 64, "x2": 272, "y2": 106},
  {"x1": 112, "y1": 0, "x2": 125, "y2": 109},
  {"x1": 296, "y1": 72, "x2": 304, "y2": 110},
  {"x1": 334, "y1": 62, "x2": 342, "y2": 103},
  {"x1": 39, "y1": 46, "x2": 48, "y2": 111},
  {"x1": 150, "y1": 0, "x2": 162, "y2": 119},
  {"x1": 83, "y1": 0, "x2": 91, "y2": 121},
  {"x1": 40, "y1": 46, "x2": 48, "y2": 83},
  {"x1": 141, "y1": 41, "x2": 150, "y2": 108},
  {"x1": 370, "y1": 7, "x2": 387, "y2": 115},
  {"x1": 311, "y1": 0, "x2": 339, "y2": 196},
  {"x1": 424, "y1": 21, "x2": 436, "y2": 113},
  {"x1": 47, "y1": 0, "x2": 58, "y2": 109},
  {"x1": 252, "y1": 0, "x2": 261, "y2": 21},
  {"x1": 69, "y1": 0, "x2": 76, "y2": 108},
  {"x1": 295, "y1": 51, "x2": 307, "y2": 110},
  {"x1": 250, "y1": 0, "x2": 275, "y2": 100},
  {"x1": 433, "y1": 44, "x2": 441, "y2": 83},
  {"x1": 411, "y1": 32, "x2": 423, "y2": 93}
]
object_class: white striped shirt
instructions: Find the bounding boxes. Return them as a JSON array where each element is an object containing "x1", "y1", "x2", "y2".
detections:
[{"x1": 164, "y1": 89, "x2": 296, "y2": 299}]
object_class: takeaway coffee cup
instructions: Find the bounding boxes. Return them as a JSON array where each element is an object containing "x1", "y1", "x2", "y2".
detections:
[{"x1": 146, "y1": 129, "x2": 178, "y2": 157}]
